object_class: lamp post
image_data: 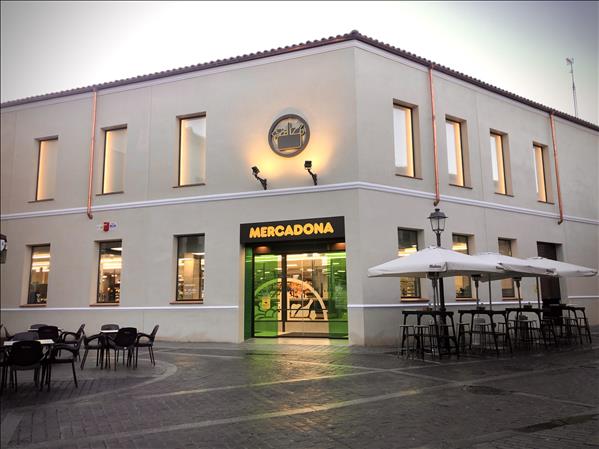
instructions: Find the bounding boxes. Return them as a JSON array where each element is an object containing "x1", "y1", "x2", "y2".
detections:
[{"x1": 428, "y1": 208, "x2": 447, "y2": 312}]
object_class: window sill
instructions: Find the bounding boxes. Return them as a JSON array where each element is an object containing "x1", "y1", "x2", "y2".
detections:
[
  {"x1": 400, "y1": 298, "x2": 429, "y2": 303},
  {"x1": 173, "y1": 183, "x2": 206, "y2": 188},
  {"x1": 494, "y1": 192, "x2": 514, "y2": 197},
  {"x1": 394, "y1": 173, "x2": 423, "y2": 180},
  {"x1": 538, "y1": 200, "x2": 555, "y2": 205},
  {"x1": 90, "y1": 303, "x2": 120, "y2": 307},
  {"x1": 28, "y1": 198, "x2": 54, "y2": 203},
  {"x1": 455, "y1": 297, "x2": 474, "y2": 301},
  {"x1": 169, "y1": 301, "x2": 204, "y2": 304},
  {"x1": 449, "y1": 184, "x2": 473, "y2": 189},
  {"x1": 20, "y1": 303, "x2": 47, "y2": 308},
  {"x1": 97, "y1": 191, "x2": 124, "y2": 196}
]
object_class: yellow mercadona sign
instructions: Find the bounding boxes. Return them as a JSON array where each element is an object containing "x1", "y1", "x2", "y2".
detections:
[{"x1": 240, "y1": 217, "x2": 344, "y2": 243}]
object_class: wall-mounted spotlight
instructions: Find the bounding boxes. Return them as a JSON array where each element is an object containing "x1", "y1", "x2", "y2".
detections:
[
  {"x1": 251, "y1": 166, "x2": 267, "y2": 190},
  {"x1": 304, "y1": 160, "x2": 318, "y2": 185}
]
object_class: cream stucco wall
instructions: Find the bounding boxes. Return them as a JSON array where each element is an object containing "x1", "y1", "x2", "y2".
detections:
[{"x1": 1, "y1": 42, "x2": 598, "y2": 345}]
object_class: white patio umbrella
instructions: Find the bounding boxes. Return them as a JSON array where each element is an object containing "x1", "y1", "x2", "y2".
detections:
[
  {"x1": 474, "y1": 253, "x2": 556, "y2": 309},
  {"x1": 368, "y1": 246, "x2": 506, "y2": 310},
  {"x1": 525, "y1": 257, "x2": 597, "y2": 307}
]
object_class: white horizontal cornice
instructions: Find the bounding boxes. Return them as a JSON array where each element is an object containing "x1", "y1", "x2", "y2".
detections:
[{"x1": 1, "y1": 181, "x2": 597, "y2": 225}]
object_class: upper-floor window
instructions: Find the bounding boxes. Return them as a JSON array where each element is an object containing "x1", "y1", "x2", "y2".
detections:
[
  {"x1": 533, "y1": 144, "x2": 551, "y2": 202},
  {"x1": 393, "y1": 104, "x2": 415, "y2": 177},
  {"x1": 498, "y1": 238, "x2": 515, "y2": 298},
  {"x1": 97, "y1": 241, "x2": 122, "y2": 304},
  {"x1": 446, "y1": 119, "x2": 468, "y2": 187},
  {"x1": 452, "y1": 234, "x2": 472, "y2": 298},
  {"x1": 490, "y1": 132, "x2": 509, "y2": 195},
  {"x1": 397, "y1": 228, "x2": 421, "y2": 299},
  {"x1": 102, "y1": 127, "x2": 127, "y2": 194},
  {"x1": 28, "y1": 245, "x2": 50, "y2": 304},
  {"x1": 176, "y1": 235, "x2": 205, "y2": 301},
  {"x1": 178, "y1": 115, "x2": 206, "y2": 186},
  {"x1": 35, "y1": 138, "x2": 58, "y2": 200}
]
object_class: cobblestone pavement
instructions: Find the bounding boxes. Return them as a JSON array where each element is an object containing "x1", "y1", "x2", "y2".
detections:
[{"x1": 1, "y1": 335, "x2": 598, "y2": 449}]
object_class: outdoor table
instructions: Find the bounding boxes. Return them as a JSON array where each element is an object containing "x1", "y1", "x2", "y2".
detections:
[
  {"x1": 401, "y1": 310, "x2": 458, "y2": 357},
  {"x1": 457, "y1": 308, "x2": 511, "y2": 356},
  {"x1": 543, "y1": 304, "x2": 590, "y2": 344},
  {"x1": 505, "y1": 307, "x2": 545, "y2": 349},
  {"x1": 98, "y1": 330, "x2": 119, "y2": 368},
  {"x1": 4, "y1": 339, "x2": 55, "y2": 347}
]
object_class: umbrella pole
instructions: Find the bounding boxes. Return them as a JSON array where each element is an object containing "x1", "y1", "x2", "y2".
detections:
[
  {"x1": 515, "y1": 278, "x2": 522, "y2": 309},
  {"x1": 536, "y1": 276, "x2": 541, "y2": 308},
  {"x1": 473, "y1": 275, "x2": 480, "y2": 307},
  {"x1": 488, "y1": 274, "x2": 493, "y2": 311}
]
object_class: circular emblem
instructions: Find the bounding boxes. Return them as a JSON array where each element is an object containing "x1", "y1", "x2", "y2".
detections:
[{"x1": 268, "y1": 114, "x2": 310, "y2": 157}]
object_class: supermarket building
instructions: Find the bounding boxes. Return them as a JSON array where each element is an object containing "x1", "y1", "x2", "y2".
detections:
[{"x1": 1, "y1": 31, "x2": 598, "y2": 345}]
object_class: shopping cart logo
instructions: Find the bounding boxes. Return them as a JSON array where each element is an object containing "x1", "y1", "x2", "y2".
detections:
[{"x1": 268, "y1": 114, "x2": 310, "y2": 157}]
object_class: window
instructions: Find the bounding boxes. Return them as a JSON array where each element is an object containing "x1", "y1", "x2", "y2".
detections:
[
  {"x1": 533, "y1": 144, "x2": 549, "y2": 202},
  {"x1": 102, "y1": 127, "x2": 127, "y2": 193},
  {"x1": 27, "y1": 245, "x2": 50, "y2": 304},
  {"x1": 176, "y1": 235, "x2": 205, "y2": 301},
  {"x1": 446, "y1": 119, "x2": 466, "y2": 186},
  {"x1": 178, "y1": 115, "x2": 206, "y2": 186},
  {"x1": 490, "y1": 132, "x2": 508, "y2": 194},
  {"x1": 397, "y1": 229, "x2": 420, "y2": 298},
  {"x1": 393, "y1": 104, "x2": 415, "y2": 177},
  {"x1": 35, "y1": 138, "x2": 58, "y2": 200},
  {"x1": 452, "y1": 234, "x2": 472, "y2": 298},
  {"x1": 97, "y1": 241, "x2": 122, "y2": 303},
  {"x1": 498, "y1": 239, "x2": 515, "y2": 298}
]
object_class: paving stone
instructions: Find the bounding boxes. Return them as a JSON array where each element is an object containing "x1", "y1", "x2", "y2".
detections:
[{"x1": 1, "y1": 332, "x2": 598, "y2": 449}]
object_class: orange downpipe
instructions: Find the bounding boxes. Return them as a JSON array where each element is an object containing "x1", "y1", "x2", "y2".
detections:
[
  {"x1": 86, "y1": 89, "x2": 98, "y2": 219},
  {"x1": 549, "y1": 112, "x2": 564, "y2": 224},
  {"x1": 428, "y1": 66, "x2": 440, "y2": 205}
]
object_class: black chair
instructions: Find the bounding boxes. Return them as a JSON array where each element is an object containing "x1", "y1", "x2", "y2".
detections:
[
  {"x1": 108, "y1": 328, "x2": 137, "y2": 370},
  {"x1": 29, "y1": 324, "x2": 48, "y2": 330},
  {"x1": 60, "y1": 324, "x2": 85, "y2": 359},
  {"x1": 101, "y1": 324, "x2": 119, "y2": 331},
  {"x1": 0, "y1": 347, "x2": 8, "y2": 394},
  {"x1": 11, "y1": 331, "x2": 39, "y2": 341},
  {"x1": 135, "y1": 325, "x2": 159, "y2": 367},
  {"x1": 80, "y1": 334, "x2": 106, "y2": 369},
  {"x1": 6, "y1": 340, "x2": 46, "y2": 391},
  {"x1": 37, "y1": 326, "x2": 60, "y2": 342},
  {"x1": 43, "y1": 337, "x2": 82, "y2": 390}
]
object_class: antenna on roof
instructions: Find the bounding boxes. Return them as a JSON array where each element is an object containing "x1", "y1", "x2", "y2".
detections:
[{"x1": 565, "y1": 57, "x2": 579, "y2": 118}]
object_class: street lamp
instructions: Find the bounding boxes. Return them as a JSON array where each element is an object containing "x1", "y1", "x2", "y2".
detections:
[
  {"x1": 428, "y1": 208, "x2": 447, "y2": 313},
  {"x1": 428, "y1": 208, "x2": 447, "y2": 247}
]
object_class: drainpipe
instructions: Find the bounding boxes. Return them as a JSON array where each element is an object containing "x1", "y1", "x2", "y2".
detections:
[
  {"x1": 428, "y1": 65, "x2": 440, "y2": 206},
  {"x1": 549, "y1": 112, "x2": 564, "y2": 224},
  {"x1": 86, "y1": 89, "x2": 98, "y2": 219}
]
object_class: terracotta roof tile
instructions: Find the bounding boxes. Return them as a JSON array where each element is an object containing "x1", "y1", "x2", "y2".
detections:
[{"x1": 1, "y1": 30, "x2": 597, "y2": 131}]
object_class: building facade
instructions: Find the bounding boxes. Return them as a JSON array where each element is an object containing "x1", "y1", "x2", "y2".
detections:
[{"x1": 1, "y1": 32, "x2": 598, "y2": 345}]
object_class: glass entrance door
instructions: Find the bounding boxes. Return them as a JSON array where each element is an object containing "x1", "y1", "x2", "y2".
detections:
[{"x1": 252, "y1": 251, "x2": 347, "y2": 338}]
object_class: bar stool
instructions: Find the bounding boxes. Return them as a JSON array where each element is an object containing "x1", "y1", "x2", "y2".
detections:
[
  {"x1": 397, "y1": 324, "x2": 416, "y2": 358},
  {"x1": 471, "y1": 317, "x2": 491, "y2": 353},
  {"x1": 577, "y1": 315, "x2": 592, "y2": 344},
  {"x1": 413, "y1": 324, "x2": 434, "y2": 359}
]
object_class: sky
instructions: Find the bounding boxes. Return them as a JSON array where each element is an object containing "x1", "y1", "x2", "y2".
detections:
[{"x1": 1, "y1": 1, "x2": 597, "y2": 124}]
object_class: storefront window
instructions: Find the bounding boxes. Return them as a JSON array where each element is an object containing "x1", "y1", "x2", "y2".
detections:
[
  {"x1": 176, "y1": 235, "x2": 205, "y2": 301},
  {"x1": 97, "y1": 241, "x2": 122, "y2": 303},
  {"x1": 498, "y1": 238, "x2": 515, "y2": 297},
  {"x1": 398, "y1": 229, "x2": 420, "y2": 298},
  {"x1": 28, "y1": 245, "x2": 50, "y2": 304},
  {"x1": 452, "y1": 234, "x2": 472, "y2": 298}
]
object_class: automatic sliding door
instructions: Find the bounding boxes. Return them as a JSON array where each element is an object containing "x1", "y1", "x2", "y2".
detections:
[{"x1": 253, "y1": 254, "x2": 282, "y2": 337}]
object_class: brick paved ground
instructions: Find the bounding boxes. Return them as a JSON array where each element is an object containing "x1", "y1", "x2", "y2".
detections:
[{"x1": 1, "y1": 333, "x2": 598, "y2": 449}]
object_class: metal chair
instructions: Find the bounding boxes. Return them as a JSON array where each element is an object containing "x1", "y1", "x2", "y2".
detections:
[
  {"x1": 6, "y1": 340, "x2": 46, "y2": 391},
  {"x1": 107, "y1": 328, "x2": 137, "y2": 370},
  {"x1": 43, "y1": 336, "x2": 82, "y2": 390},
  {"x1": 135, "y1": 325, "x2": 159, "y2": 367},
  {"x1": 37, "y1": 326, "x2": 60, "y2": 342},
  {"x1": 29, "y1": 324, "x2": 48, "y2": 330}
]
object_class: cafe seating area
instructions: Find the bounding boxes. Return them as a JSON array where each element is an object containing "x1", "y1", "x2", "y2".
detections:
[
  {"x1": 397, "y1": 303, "x2": 593, "y2": 360},
  {"x1": 0, "y1": 322, "x2": 159, "y2": 393}
]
